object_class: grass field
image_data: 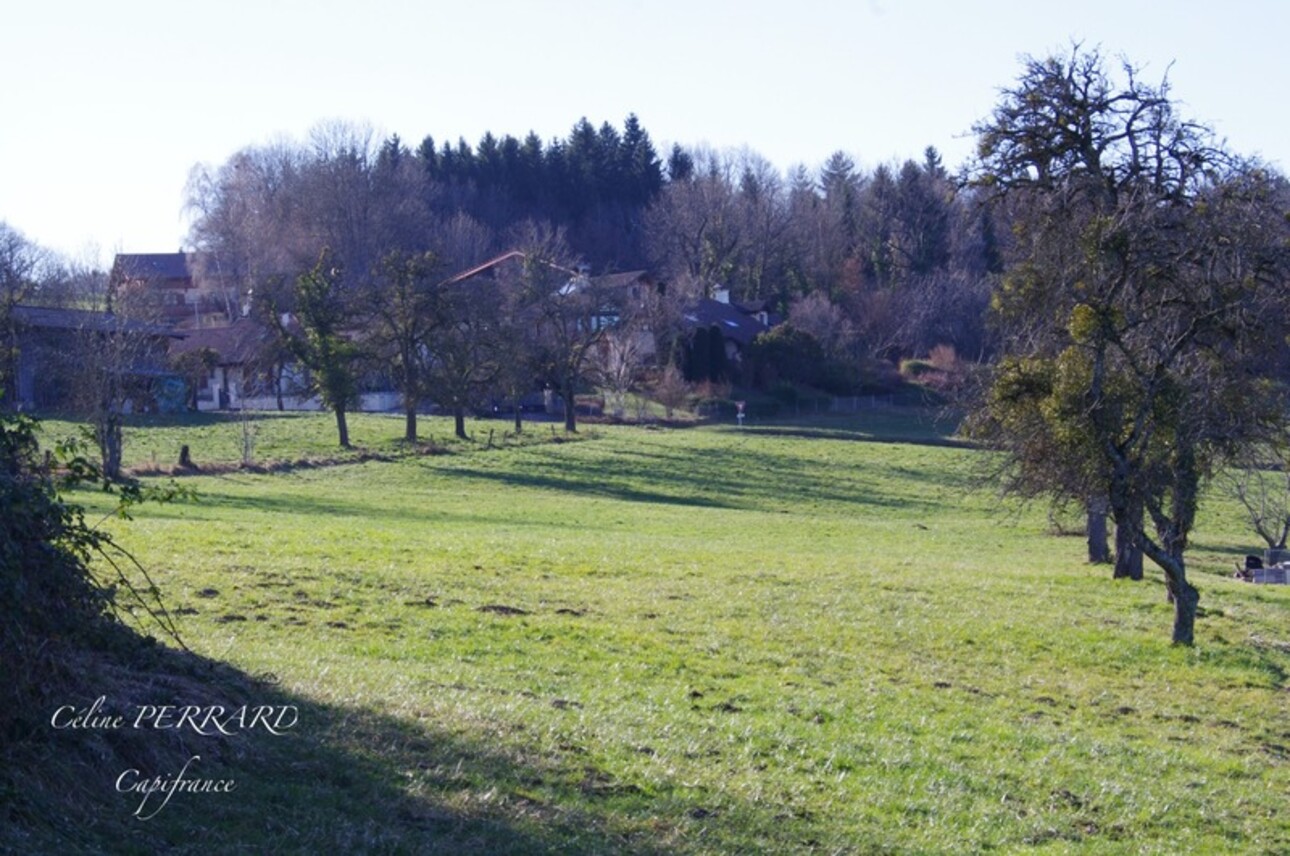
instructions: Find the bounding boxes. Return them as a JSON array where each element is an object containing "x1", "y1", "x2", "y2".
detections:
[{"x1": 18, "y1": 408, "x2": 1290, "y2": 853}]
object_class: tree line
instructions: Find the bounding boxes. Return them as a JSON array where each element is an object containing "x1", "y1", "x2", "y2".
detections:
[{"x1": 183, "y1": 114, "x2": 1004, "y2": 374}]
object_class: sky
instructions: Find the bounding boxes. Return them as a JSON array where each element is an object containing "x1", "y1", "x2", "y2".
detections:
[{"x1": 3, "y1": 0, "x2": 1288, "y2": 266}]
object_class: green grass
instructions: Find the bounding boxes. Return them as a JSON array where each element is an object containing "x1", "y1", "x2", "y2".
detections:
[{"x1": 16, "y1": 408, "x2": 1290, "y2": 853}]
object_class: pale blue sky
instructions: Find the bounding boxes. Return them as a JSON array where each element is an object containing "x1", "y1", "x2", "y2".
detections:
[{"x1": 3, "y1": 0, "x2": 1287, "y2": 264}]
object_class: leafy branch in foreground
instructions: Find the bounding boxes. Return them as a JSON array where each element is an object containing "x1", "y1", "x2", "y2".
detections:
[{"x1": 2, "y1": 405, "x2": 192, "y2": 741}]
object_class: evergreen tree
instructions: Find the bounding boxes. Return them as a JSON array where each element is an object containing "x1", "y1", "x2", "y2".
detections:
[
  {"x1": 667, "y1": 144, "x2": 695, "y2": 183},
  {"x1": 706, "y1": 325, "x2": 730, "y2": 383},
  {"x1": 620, "y1": 113, "x2": 664, "y2": 204},
  {"x1": 684, "y1": 326, "x2": 711, "y2": 382},
  {"x1": 416, "y1": 134, "x2": 438, "y2": 178}
]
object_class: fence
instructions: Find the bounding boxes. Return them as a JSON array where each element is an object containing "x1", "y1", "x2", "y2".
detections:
[{"x1": 695, "y1": 393, "x2": 918, "y2": 421}]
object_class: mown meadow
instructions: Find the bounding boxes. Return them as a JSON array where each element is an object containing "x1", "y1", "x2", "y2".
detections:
[{"x1": 20, "y1": 409, "x2": 1290, "y2": 853}]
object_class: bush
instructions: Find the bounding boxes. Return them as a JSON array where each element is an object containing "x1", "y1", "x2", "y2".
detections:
[
  {"x1": 0, "y1": 409, "x2": 181, "y2": 744},
  {"x1": 1, "y1": 413, "x2": 108, "y2": 739},
  {"x1": 899, "y1": 358, "x2": 938, "y2": 378},
  {"x1": 768, "y1": 380, "x2": 800, "y2": 405},
  {"x1": 858, "y1": 359, "x2": 905, "y2": 394},
  {"x1": 901, "y1": 345, "x2": 967, "y2": 394}
]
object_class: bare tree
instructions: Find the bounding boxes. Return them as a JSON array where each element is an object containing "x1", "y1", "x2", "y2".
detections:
[
  {"x1": 185, "y1": 142, "x2": 308, "y2": 288},
  {"x1": 652, "y1": 361, "x2": 690, "y2": 420},
  {"x1": 786, "y1": 291, "x2": 856, "y2": 361},
  {"x1": 645, "y1": 148, "x2": 751, "y2": 296},
  {"x1": 65, "y1": 266, "x2": 170, "y2": 478},
  {"x1": 592, "y1": 328, "x2": 649, "y2": 420},
  {"x1": 426, "y1": 277, "x2": 505, "y2": 440},
  {"x1": 365, "y1": 250, "x2": 444, "y2": 442},
  {"x1": 507, "y1": 224, "x2": 615, "y2": 432},
  {"x1": 0, "y1": 224, "x2": 49, "y2": 406},
  {"x1": 1224, "y1": 444, "x2": 1290, "y2": 555},
  {"x1": 489, "y1": 277, "x2": 538, "y2": 434}
]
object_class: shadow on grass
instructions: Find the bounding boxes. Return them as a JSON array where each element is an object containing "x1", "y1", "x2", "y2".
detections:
[
  {"x1": 33, "y1": 409, "x2": 328, "y2": 430},
  {"x1": 1190, "y1": 540, "x2": 1265, "y2": 560},
  {"x1": 104, "y1": 407, "x2": 974, "y2": 528},
  {"x1": 740, "y1": 425, "x2": 973, "y2": 449},
  {"x1": 732, "y1": 407, "x2": 970, "y2": 448},
  {"x1": 436, "y1": 434, "x2": 961, "y2": 515},
  {"x1": 201, "y1": 488, "x2": 613, "y2": 530},
  {"x1": 3, "y1": 642, "x2": 679, "y2": 855}
]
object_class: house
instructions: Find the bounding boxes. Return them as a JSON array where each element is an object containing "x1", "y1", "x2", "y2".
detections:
[
  {"x1": 109, "y1": 252, "x2": 241, "y2": 328},
  {"x1": 679, "y1": 287, "x2": 781, "y2": 377},
  {"x1": 7, "y1": 304, "x2": 182, "y2": 411},
  {"x1": 167, "y1": 318, "x2": 276, "y2": 410},
  {"x1": 446, "y1": 250, "x2": 658, "y2": 347}
]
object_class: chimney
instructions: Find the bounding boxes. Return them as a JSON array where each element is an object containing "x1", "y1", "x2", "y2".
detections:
[{"x1": 713, "y1": 286, "x2": 730, "y2": 304}]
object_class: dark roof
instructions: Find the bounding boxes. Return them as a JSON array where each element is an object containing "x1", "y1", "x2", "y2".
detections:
[
  {"x1": 733, "y1": 299, "x2": 783, "y2": 327},
  {"x1": 169, "y1": 319, "x2": 272, "y2": 364},
  {"x1": 110, "y1": 252, "x2": 239, "y2": 285},
  {"x1": 11, "y1": 304, "x2": 179, "y2": 337},
  {"x1": 592, "y1": 270, "x2": 652, "y2": 290},
  {"x1": 111, "y1": 253, "x2": 196, "y2": 281},
  {"x1": 681, "y1": 298, "x2": 774, "y2": 346}
]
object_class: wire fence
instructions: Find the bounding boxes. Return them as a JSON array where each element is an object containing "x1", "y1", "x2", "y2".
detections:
[{"x1": 694, "y1": 392, "x2": 925, "y2": 421}]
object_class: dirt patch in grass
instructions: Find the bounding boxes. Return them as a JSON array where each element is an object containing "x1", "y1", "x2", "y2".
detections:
[{"x1": 477, "y1": 604, "x2": 530, "y2": 616}]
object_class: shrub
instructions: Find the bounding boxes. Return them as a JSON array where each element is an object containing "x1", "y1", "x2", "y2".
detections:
[
  {"x1": 899, "y1": 358, "x2": 938, "y2": 379},
  {"x1": 0, "y1": 409, "x2": 182, "y2": 744}
]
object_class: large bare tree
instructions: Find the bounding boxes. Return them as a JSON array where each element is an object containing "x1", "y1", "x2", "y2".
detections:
[{"x1": 506, "y1": 225, "x2": 618, "y2": 432}]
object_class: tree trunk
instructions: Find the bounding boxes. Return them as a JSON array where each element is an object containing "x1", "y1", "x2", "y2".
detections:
[
  {"x1": 1139, "y1": 529, "x2": 1200, "y2": 645},
  {"x1": 1170, "y1": 579, "x2": 1199, "y2": 645},
  {"x1": 563, "y1": 383, "x2": 577, "y2": 433},
  {"x1": 514, "y1": 406, "x2": 522, "y2": 434},
  {"x1": 1114, "y1": 527, "x2": 1144, "y2": 580},
  {"x1": 453, "y1": 407, "x2": 467, "y2": 440},
  {"x1": 404, "y1": 405, "x2": 417, "y2": 443},
  {"x1": 335, "y1": 406, "x2": 350, "y2": 448},
  {"x1": 99, "y1": 413, "x2": 123, "y2": 480},
  {"x1": 97, "y1": 374, "x2": 124, "y2": 479},
  {"x1": 1152, "y1": 550, "x2": 1198, "y2": 645},
  {"x1": 1113, "y1": 502, "x2": 1144, "y2": 580},
  {"x1": 1087, "y1": 497, "x2": 1111, "y2": 564}
]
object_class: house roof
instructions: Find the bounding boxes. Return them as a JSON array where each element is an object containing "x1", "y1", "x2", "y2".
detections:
[
  {"x1": 444, "y1": 250, "x2": 528, "y2": 285},
  {"x1": 592, "y1": 270, "x2": 652, "y2": 290},
  {"x1": 169, "y1": 319, "x2": 272, "y2": 364},
  {"x1": 110, "y1": 252, "x2": 239, "y2": 286},
  {"x1": 734, "y1": 297, "x2": 771, "y2": 313},
  {"x1": 445, "y1": 250, "x2": 583, "y2": 286},
  {"x1": 111, "y1": 253, "x2": 197, "y2": 281},
  {"x1": 681, "y1": 298, "x2": 774, "y2": 346},
  {"x1": 11, "y1": 304, "x2": 179, "y2": 337}
]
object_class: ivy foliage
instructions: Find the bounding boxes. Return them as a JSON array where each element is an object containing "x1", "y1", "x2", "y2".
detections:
[{"x1": 1, "y1": 405, "x2": 187, "y2": 741}]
